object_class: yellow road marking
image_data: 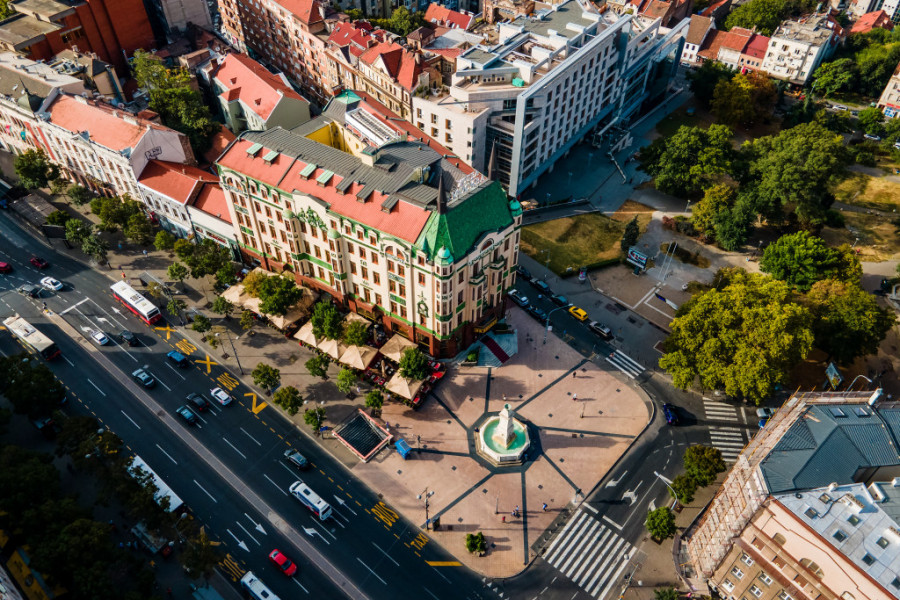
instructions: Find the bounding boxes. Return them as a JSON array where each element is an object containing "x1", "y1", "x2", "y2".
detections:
[
  {"x1": 195, "y1": 353, "x2": 218, "y2": 374},
  {"x1": 154, "y1": 325, "x2": 175, "y2": 340},
  {"x1": 243, "y1": 392, "x2": 267, "y2": 414},
  {"x1": 425, "y1": 561, "x2": 462, "y2": 567}
]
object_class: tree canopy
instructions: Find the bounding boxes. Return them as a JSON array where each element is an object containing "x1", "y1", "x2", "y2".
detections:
[
  {"x1": 760, "y1": 231, "x2": 860, "y2": 291},
  {"x1": 724, "y1": 0, "x2": 814, "y2": 36},
  {"x1": 711, "y1": 72, "x2": 777, "y2": 129},
  {"x1": 639, "y1": 124, "x2": 736, "y2": 198},
  {"x1": 273, "y1": 386, "x2": 303, "y2": 416},
  {"x1": 369, "y1": 6, "x2": 425, "y2": 36},
  {"x1": 620, "y1": 216, "x2": 640, "y2": 253},
  {"x1": 251, "y1": 363, "x2": 281, "y2": 392},
  {"x1": 683, "y1": 445, "x2": 727, "y2": 486},
  {"x1": 311, "y1": 301, "x2": 344, "y2": 340},
  {"x1": 645, "y1": 506, "x2": 677, "y2": 539},
  {"x1": 399, "y1": 347, "x2": 429, "y2": 381},
  {"x1": 0, "y1": 354, "x2": 66, "y2": 417},
  {"x1": 812, "y1": 58, "x2": 857, "y2": 97},
  {"x1": 343, "y1": 320, "x2": 370, "y2": 346},
  {"x1": 14, "y1": 149, "x2": 59, "y2": 189},
  {"x1": 687, "y1": 61, "x2": 735, "y2": 109},
  {"x1": 659, "y1": 269, "x2": 814, "y2": 404}
]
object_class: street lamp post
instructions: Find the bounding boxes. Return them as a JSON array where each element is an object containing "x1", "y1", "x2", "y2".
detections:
[
  {"x1": 847, "y1": 374, "x2": 872, "y2": 391},
  {"x1": 654, "y1": 470, "x2": 679, "y2": 509},
  {"x1": 543, "y1": 305, "x2": 570, "y2": 344},
  {"x1": 418, "y1": 488, "x2": 435, "y2": 530},
  {"x1": 215, "y1": 331, "x2": 244, "y2": 375}
]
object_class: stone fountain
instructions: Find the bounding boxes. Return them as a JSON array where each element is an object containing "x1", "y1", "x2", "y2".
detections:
[{"x1": 476, "y1": 404, "x2": 531, "y2": 466}]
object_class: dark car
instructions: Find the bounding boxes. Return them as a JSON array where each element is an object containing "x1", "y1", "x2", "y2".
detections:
[
  {"x1": 132, "y1": 367, "x2": 155, "y2": 388},
  {"x1": 508, "y1": 289, "x2": 529, "y2": 308},
  {"x1": 31, "y1": 416, "x2": 60, "y2": 439},
  {"x1": 119, "y1": 330, "x2": 139, "y2": 346},
  {"x1": 516, "y1": 265, "x2": 531, "y2": 280},
  {"x1": 167, "y1": 350, "x2": 190, "y2": 367},
  {"x1": 662, "y1": 403, "x2": 679, "y2": 425},
  {"x1": 186, "y1": 392, "x2": 210, "y2": 412},
  {"x1": 17, "y1": 284, "x2": 41, "y2": 298},
  {"x1": 588, "y1": 321, "x2": 613, "y2": 339},
  {"x1": 175, "y1": 405, "x2": 199, "y2": 425},
  {"x1": 529, "y1": 278, "x2": 551, "y2": 294},
  {"x1": 526, "y1": 304, "x2": 548, "y2": 323},
  {"x1": 283, "y1": 449, "x2": 310, "y2": 470},
  {"x1": 30, "y1": 256, "x2": 48, "y2": 269},
  {"x1": 549, "y1": 294, "x2": 569, "y2": 307}
]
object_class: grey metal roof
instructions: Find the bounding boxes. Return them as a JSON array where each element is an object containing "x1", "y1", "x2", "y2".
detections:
[
  {"x1": 515, "y1": 0, "x2": 599, "y2": 39},
  {"x1": 0, "y1": 14, "x2": 60, "y2": 49}
]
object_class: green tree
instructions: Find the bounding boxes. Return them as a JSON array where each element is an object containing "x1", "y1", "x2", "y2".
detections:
[
  {"x1": 304, "y1": 406, "x2": 326, "y2": 433},
  {"x1": 173, "y1": 238, "x2": 194, "y2": 261},
  {"x1": 654, "y1": 587, "x2": 679, "y2": 600},
  {"x1": 858, "y1": 106, "x2": 885, "y2": 136},
  {"x1": 0, "y1": 355, "x2": 65, "y2": 416},
  {"x1": 0, "y1": 444, "x2": 61, "y2": 516},
  {"x1": 81, "y1": 233, "x2": 109, "y2": 263},
  {"x1": 812, "y1": 58, "x2": 857, "y2": 97},
  {"x1": 807, "y1": 279, "x2": 895, "y2": 364},
  {"x1": 181, "y1": 529, "x2": 222, "y2": 582},
  {"x1": 311, "y1": 301, "x2": 344, "y2": 339},
  {"x1": 210, "y1": 296, "x2": 234, "y2": 318},
  {"x1": 620, "y1": 216, "x2": 640, "y2": 253},
  {"x1": 724, "y1": 0, "x2": 813, "y2": 36},
  {"x1": 687, "y1": 61, "x2": 735, "y2": 109},
  {"x1": 670, "y1": 473, "x2": 697, "y2": 505},
  {"x1": 465, "y1": 531, "x2": 487, "y2": 554},
  {"x1": 90, "y1": 194, "x2": 143, "y2": 232},
  {"x1": 365, "y1": 389, "x2": 384, "y2": 411},
  {"x1": 124, "y1": 213, "x2": 153, "y2": 245},
  {"x1": 343, "y1": 320, "x2": 370, "y2": 346},
  {"x1": 191, "y1": 314, "x2": 211, "y2": 333},
  {"x1": 760, "y1": 232, "x2": 861, "y2": 291},
  {"x1": 67, "y1": 184, "x2": 93, "y2": 206},
  {"x1": 639, "y1": 125, "x2": 736, "y2": 198},
  {"x1": 257, "y1": 275, "x2": 303, "y2": 316},
  {"x1": 14, "y1": 148, "x2": 59, "y2": 189},
  {"x1": 684, "y1": 445, "x2": 727, "y2": 487},
  {"x1": 305, "y1": 354, "x2": 330, "y2": 379},
  {"x1": 215, "y1": 265, "x2": 237, "y2": 287},
  {"x1": 167, "y1": 261, "x2": 190, "y2": 286},
  {"x1": 240, "y1": 310, "x2": 255, "y2": 331},
  {"x1": 336, "y1": 367, "x2": 357, "y2": 395},
  {"x1": 46, "y1": 210, "x2": 71, "y2": 226},
  {"x1": 645, "y1": 506, "x2": 677, "y2": 540},
  {"x1": 399, "y1": 347, "x2": 429, "y2": 380},
  {"x1": 371, "y1": 6, "x2": 425, "y2": 35},
  {"x1": 692, "y1": 183, "x2": 736, "y2": 241},
  {"x1": 154, "y1": 230, "x2": 176, "y2": 251},
  {"x1": 273, "y1": 386, "x2": 303, "y2": 416},
  {"x1": 252, "y1": 362, "x2": 281, "y2": 392},
  {"x1": 242, "y1": 270, "x2": 267, "y2": 296},
  {"x1": 659, "y1": 269, "x2": 814, "y2": 404},
  {"x1": 713, "y1": 196, "x2": 756, "y2": 251},
  {"x1": 711, "y1": 72, "x2": 777, "y2": 128},
  {"x1": 0, "y1": 0, "x2": 15, "y2": 20},
  {"x1": 167, "y1": 297, "x2": 186, "y2": 319}
]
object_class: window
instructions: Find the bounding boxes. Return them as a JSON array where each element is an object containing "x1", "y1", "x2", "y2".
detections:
[
  {"x1": 847, "y1": 514, "x2": 860, "y2": 526},
  {"x1": 741, "y1": 554, "x2": 754, "y2": 566},
  {"x1": 722, "y1": 580, "x2": 735, "y2": 592},
  {"x1": 348, "y1": 242, "x2": 354, "y2": 254},
  {"x1": 748, "y1": 586, "x2": 762, "y2": 598},
  {"x1": 418, "y1": 273, "x2": 425, "y2": 285},
  {"x1": 758, "y1": 573, "x2": 773, "y2": 586},
  {"x1": 862, "y1": 553, "x2": 875, "y2": 566},
  {"x1": 891, "y1": 578, "x2": 900, "y2": 590},
  {"x1": 371, "y1": 254, "x2": 378, "y2": 265},
  {"x1": 731, "y1": 567, "x2": 744, "y2": 580},
  {"x1": 778, "y1": 593, "x2": 793, "y2": 600},
  {"x1": 833, "y1": 530, "x2": 847, "y2": 542},
  {"x1": 773, "y1": 533, "x2": 786, "y2": 546},
  {"x1": 877, "y1": 535, "x2": 890, "y2": 549},
  {"x1": 373, "y1": 272, "x2": 379, "y2": 285}
]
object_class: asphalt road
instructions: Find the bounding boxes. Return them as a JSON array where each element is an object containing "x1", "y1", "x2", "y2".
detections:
[{"x1": 0, "y1": 211, "x2": 492, "y2": 600}]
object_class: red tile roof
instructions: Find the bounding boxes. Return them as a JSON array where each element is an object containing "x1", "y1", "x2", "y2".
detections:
[
  {"x1": 46, "y1": 95, "x2": 173, "y2": 152},
  {"x1": 744, "y1": 33, "x2": 770, "y2": 59},
  {"x1": 423, "y1": 3, "x2": 474, "y2": 29},
  {"x1": 700, "y1": 0, "x2": 728, "y2": 17},
  {"x1": 686, "y1": 15, "x2": 713, "y2": 46},
  {"x1": 138, "y1": 160, "x2": 218, "y2": 205},
  {"x1": 203, "y1": 125, "x2": 237, "y2": 166},
  {"x1": 213, "y1": 54, "x2": 308, "y2": 121},
  {"x1": 641, "y1": 0, "x2": 671, "y2": 20},
  {"x1": 719, "y1": 27, "x2": 752, "y2": 52},
  {"x1": 697, "y1": 29, "x2": 726, "y2": 61},
  {"x1": 191, "y1": 182, "x2": 231, "y2": 224},
  {"x1": 851, "y1": 10, "x2": 893, "y2": 34},
  {"x1": 327, "y1": 22, "x2": 380, "y2": 58},
  {"x1": 359, "y1": 42, "x2": 425, "y2": 91},
  {"x1": 275, "y1": 0, "x2": 323, "y2": 24}
]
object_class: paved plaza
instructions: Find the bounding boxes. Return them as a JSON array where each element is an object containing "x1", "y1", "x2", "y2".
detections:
[{"x1": 351, "y1": 308, "x2": 651, "y2": 577}]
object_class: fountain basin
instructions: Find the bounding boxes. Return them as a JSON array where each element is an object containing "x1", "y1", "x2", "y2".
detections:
[{"x1": 477, "y1": 415, "x2": 531, "y2": 465}]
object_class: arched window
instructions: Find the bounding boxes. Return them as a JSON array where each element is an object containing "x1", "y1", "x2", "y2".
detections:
[{"x1": 773, "y1": 533, "x2": 786, "y2": 546}]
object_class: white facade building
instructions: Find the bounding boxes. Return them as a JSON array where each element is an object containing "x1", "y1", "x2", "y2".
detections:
[
  {"x1": 137, "y1": 160, "x2": 218, "y2": 238},
  {"x1": 760, "y1": 14, "x2": 843, "y2": 85}
]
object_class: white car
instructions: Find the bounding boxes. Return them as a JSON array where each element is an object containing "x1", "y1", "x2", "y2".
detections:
[
  {"x1": 90, "y1": 330, "x2": 110, "y2": 345},
  {"x1": 210, "y1": 387, "x2": 233, "y2": 406},
  {"x1": 40, "y1": 276, "x2": 63, "y2": 291}
]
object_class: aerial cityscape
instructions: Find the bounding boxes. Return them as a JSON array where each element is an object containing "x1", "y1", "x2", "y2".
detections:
[{"x1": 0, "y1": 0, "x2": 898, "y2": 598}]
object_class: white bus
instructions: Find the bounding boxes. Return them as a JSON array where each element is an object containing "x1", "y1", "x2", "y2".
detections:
[
  {"x1": 290, "y1": 481, "x2": 332, "y2": 520},
  {"x1": 110, "y1": 281, "x2": 162, "y2": 325},
  {"x1": 3, "y1": 316, "x2": 60, "y2": 359},
  {"x1": 128, "y1": 455, "x2": 185, "y2": 513},
  {"x1": 240, "y1": 571, "x2": 280, "y2": 600}
]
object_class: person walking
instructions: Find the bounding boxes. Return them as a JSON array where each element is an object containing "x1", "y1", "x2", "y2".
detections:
[
  {"x1": 542, "y1": 503, "x2": 548, "y2": 512},
  {"x1": 573, "y1": 393, "x2": 578, "y2": 402}
]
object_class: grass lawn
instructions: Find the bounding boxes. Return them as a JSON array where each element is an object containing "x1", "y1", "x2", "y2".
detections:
[
  {"x1": 821, "y1": 211, "x2": 900, "y2": 262},
  {"x1": 520, "y1": 201, "x2": 653, "y2": 275},
  {"x1": 833, "y1": 172, "x2": 900, "y2": 212}
]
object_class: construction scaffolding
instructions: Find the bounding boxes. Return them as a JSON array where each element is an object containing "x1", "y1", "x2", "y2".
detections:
[{"x1": 682, "y1": 390, "x2": 882, "y2": 593}]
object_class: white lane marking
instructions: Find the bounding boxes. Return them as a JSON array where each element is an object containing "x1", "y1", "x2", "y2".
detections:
[
  {"x1": 156, "y1": 377, "x2": 172, "y2": 392},
  {"x1": 164, "y1": 362, "x2": 186, "y2": 379},
  {"x1": 278, "y1": 462, "x2": 300, "y2": 478},
  {"x1": 193, "y1": 480, "x2": 217, "y2": 503},
  {"x1": 429, "y1": 564, "x2": 451, "y2": 583},
  {"x1": 423, "y1": 588, "x2": 439, "y2": 600},
  {"x1": 87, "y1": 378, "x2": 107, "y2": 396},
  {"x1": 583, "y1": 503, "x2": 599, "y2": 514},
  {"x1": 223, "y1": 437, "x2": 247, "y2": 459},
  {"x1": 292, "y1": 579, "x2": 309, "y2": 594},
  {"x1": 236, "y1": 522, "x2": 260, "y2": 546},
  {"x1": 62, "y1": 355, "x2": 74, "y2": 367},
  {"x1": 155, "y1": 444, "x2": 177, "y2": 464},
  {"x1": 601, "y1": 515, "x2": 623, "y2": 531},
  {"x1": 59, "y1": 298, "x2": 88, "y2": 314},
  {"x1": 264, "y1": 474, "x2": 288, "y2": 496},
  {"x1": 356, "y1": 557, "x2": 387, "y2": 585},
  {"x1": 371, "y1": 542, "x2": 399, "y2": 567},
  {"x1": 241, "y1": 427, "x2": 262, "y2": 446},
  {"x1": 120, "y1": 410, "x2": 142, "y2": 430}
]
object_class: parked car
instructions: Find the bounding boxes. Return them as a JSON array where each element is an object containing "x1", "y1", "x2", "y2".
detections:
[
  {"x1": 529, "y1": 278, "x2": 551, "y2": 294},
  {"x1": 132, "y1": 367, "x2": 156, "y2": 388},
  {"x1": 758, "y1": 417, "x2": 770, "y2": 429},
  {"x1": 756, "y1": 407, "x2": 774, "y2": 420},
  {"x1": 549, "y1": 294, "x2": 569, "y2": 307},
  {"x1": 268, "y1": 549, "x2": 298, "y2": 577},
  {"x1": 864, "y1": 133, "x2": 882, "y2": 141},
  {"x1": 119, "y1": 330, "x2": 139, "y2": 346},
  {"x1": 175, "y1": 405, "x2": 199, "y2": 425},
  {"x1": 834, "y1": 104, "x2": 848, "y2": 111},
  {"x1": 526, "y1": 304, "x2": 548, "y2": 323},
  {"x1": 0, "y1": 261, "x2": 11, "y2": 273},
  {"x1": 29, "y1": 256, "x2": 48, "y2": 269},
  {"x1": 516, "y1": 265, "x2": 531, "y2": 280},
  {"x1": 568, "y1": 306, "x2": 588, "y2": 321},
  {"x1": 40, "y1": 276, "x2": 63, "y2": 290},
  {"x1": 167, "y1": 350, "x2": 190, "y2": 368},
  {"x1": 185, "y1": 392, "x2": 210, "y2": 412},
  {"x1": 283, "y1": 449, "x2": 310, "y2": 470},
  {"x1": 210, "y1": 387, "x2": 233, "y2": 406},
  {"x1": 587, "y1": 321, "x2": 612, "y2": 339},
  {"x1": 662, "y1": 403, "x2": 679, "y2": 425},
  {"x1": 90, "y1": 330, "x2": 110, "y2": 345},
  {"x1": 508, "y1": 289, "x2": 529, "y2": 308}
]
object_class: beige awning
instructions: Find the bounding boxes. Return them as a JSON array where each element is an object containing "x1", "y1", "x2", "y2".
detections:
[
  {"x1": 339, "y1": 345, "x2": 378, "y2": 370},
  {"x1": 293, "y1": 321, "x2": 320, "y2": 348},
  {"x1": 385, "y1": 372, "x2": 425, "y2": 400},
  {"x1": 318, "y1": 338, "x2": 348, "y2": 360},
  {"x1": 380, "y1": 335, "x2": 416, "y2": 363},
  {"x1": 222, "y1": 268, "x2": 318, "y2": 329},
  {"x1": 344, "y1": 312, "x2": 370, "y2": 326}
]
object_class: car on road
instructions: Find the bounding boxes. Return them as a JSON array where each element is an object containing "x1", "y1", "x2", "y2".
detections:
[
  {"x1": 549, "y1": 293, "x2": 569, "y2": 307},
  {"x1": 284, "y1": 449, "x2": 310, "y2": 470},
  {"x1": 30, "y1": 256, "x2": 48, "y2": 269},
  {"x1": 756, "y1": 407, "x2": 775, "y2": 420},
  {"x1": 834, "y1": 104, "x2": 848, "y2": 111},
  {"x1": 508, "y1": 289, "x2": 529, "y2": 308},
  {"x1": 17, "y1": 284, "x2": 41, "y2": 298},
  {"x1": 268, "y1": 549, "x2": 298, "y2": 576},
  {"x1": 662, "y1": 403, "x2": 679, "y2": 425},
  {"x1": 526, "y1": 304, "x2": 548, "y2": 323},
  {"x1": 210, "y1": 387, "x2": 233, "y2": 406},
  {"x1": 516, "y1": 265, "x2": 531, "y2": 280},
  {"x1": 185, "y1": 392, "x2": 210, "y2": 412},
  {"x1": 175, "y1": 405, "x2": 199, "y2": 425},
  {"x1": 568, "y1": 306, "x2": 588, "y2": 321},
  {"x1": 0, "y1": 261, "x2": 11, "y2": 273},
  {"x1": 529, "y1": 278, "x2": 551, "y2": 294},
  {"x1": 167, "y1": 350, "x2": 190, "y2": 368},
  {"x1": 119, "y1": 330, "x2": 139, "y2": 346},
  {"x1": 132, "y1": 367, "x2": 155, "y2": 388},
  {"x1": 587, "y1": 321, "x2": 612, "y2": 339},
  {"x1": 40, "y1": 276, "x2": 63, "y2": 291},
  {"x1": 758, "y1": 417, "x2": 770, "y2": 429},
  {"x1": 864, "y1": 133, "x2": 882, "y2": 141},
  {"x1": 90, "y1": 330, "x2": 110, "y2": 345}
]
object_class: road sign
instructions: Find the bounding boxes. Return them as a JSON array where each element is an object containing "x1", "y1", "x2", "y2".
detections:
[{"x1": 826, "y1": 363, "x2": 843, "y2": 390}]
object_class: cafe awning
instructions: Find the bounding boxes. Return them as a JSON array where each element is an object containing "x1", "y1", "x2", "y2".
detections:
[
  {"x1": 380, "y1": 335, "x2": 416, "y2": 363},
  {"x1": 339, "y1": 345, "x2": 378, "y2": 370},
  {"x1": 385, "y1": 372, "x2": 424, "y2": 400},
  {"x1": 318, "y1": 338, "x2": 348, "y2": 360},
  {"x1": 293, "y1": 321, "x2": 321, "y2": 348}
]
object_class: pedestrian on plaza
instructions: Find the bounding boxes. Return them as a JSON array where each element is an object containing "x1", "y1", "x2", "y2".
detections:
[
  {"x1": 573, "y1": 371, "x2": 576, "y2": 379},
  {"x1": 573, "y1": 393, "x2": 578, "y2": 402},
  {"x1": 542, "y1": 503, "x2": 548, "y2": 512},
  {"x1": 502, "y1": 515, "x2": 506, "y2": 523},
  {"x1": 143, "y1": 249, "x2": 148, "y2": 257},
  {"x1": 121, "y1": 272, "x2": 126, "y2": 280}
]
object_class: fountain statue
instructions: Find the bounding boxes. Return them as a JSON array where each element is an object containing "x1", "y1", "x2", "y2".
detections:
[
  {"x1": 493, "y1": 404, "x2": 517, "y2": 449},
  {"x1": 477, "y1": 403, "x2": 531, "y2": 465}
]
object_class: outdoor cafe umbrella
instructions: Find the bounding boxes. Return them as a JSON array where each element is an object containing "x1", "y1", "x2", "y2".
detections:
[
  {"x1": 339, "y1": 345, "x2": 378, "y2": 370},
  {"x1": 385, "y1": 372, "x2": 425, "y2": 400},
  {"x1": 380, "y1": 335, "x2": 416, "y2": 363},
  {"x1": 293, "y1": 321, "x2": 321, "y2": 348},
  {"x1": 318, "y1": 338, "x2": 348, "y2": 361}
]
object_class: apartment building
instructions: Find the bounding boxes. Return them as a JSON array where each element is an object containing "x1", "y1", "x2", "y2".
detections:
[
  {"x1": 681, "y1": 15, "x2": 713, "y2": 64},
  {"x1": 207, "y1": 53, "x2": 311, "y2": 133},
  {"x1": 850, "y1": 10, "x2": 894, "y2": 34},
  {"x1": 716, "y1": 27, "x2": 769, "y2": 72},
  {"x1": 144, "y1": 0, "x2": 213, "y2": 40},
  {"x1": 215, "y1": 107, "x2": 520, "y2": 357},
  {"x1": 217, "y1": 0, "x2": 334, "y2": 106},
  {"x1": 682, "y1": 389, "x2": 895, "y2": 596},
  {"x1": 325, "y1": 21, "x2": 388, "y2": 93},
  {"x1": 422, "y1": 3, "x2": 475, "y2": 29},
  {"x1": 38, "y1": 94, "x2": 194, "y2": 197},
  {"x1": 414, "y1": 0, "x2": 686, "y2": 198},
  {"x1": 879, "y1": 63, "x2": 900, "y2": 118},
  {"x1": 186, "y1": 179, "x2": 241, "y2": 259},
  {"x1": 760, "y1": 13, "x2": 844, "y2": 85},
  {"x1": 137, "y1": 160, "x2": 219, "y2": 237},
  {"x1": 353, "y1": 41, "x2": 437, "y2": 120}
]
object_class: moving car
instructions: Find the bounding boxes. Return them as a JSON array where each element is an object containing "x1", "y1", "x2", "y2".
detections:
[
  {"x1": 119, "y1": 330, "x2": 139, "y2": 346},
  {"x1": 756, "y1": 407, "x2": 774, "y2": 419},
  {"x1": 568, "y1": 306, "x2": 588, "y2": 321},
  {"x1": 91, "y1": 330, "x2": 110, "y2": 345},
  {"x1": 185, "y1": 392, "x2": 210, "y2": 412},
  {"x1": 40, "y1": 276, "x2": 63, "y2": 290},
  {"x1": 30, "y1": 256, "x2": 48, "y2": 269},
  {"x1": 549, "y1": 294, "x2": 569, "y2": 307},
  {"x1": 526, "y1": 304, "x2": 548, "y2": 323},
  {"x1": 587, "y1": 321, "x2": 612, "y2": 339},
  {"x1": 166, "y1": 350, "x2": 190, "y2": 367},
  {"x1": 508, "y1": 289, "x2": 529, "y2": 308},
  {"x1": 268, "y1": 549, "x2": 298, "y2": 577},
  {"x1": 662, "y1": 403, "x2": 679, "y2": 425},
  {"x1": 132, "y1": 367, "x2": 155, "y2": 388},
  {"x1": 0, "y1": 261, "x2": 11, "y2": 273},
  {"x1": 283, "y1": 449, "x2": 309, "y2": 470},
  {"x1": 17, "y1": 284, "x2": 41, "y2": 298},
  {"x1": 529, "y1": 278, "x2": 551, "y2": 294},
  {"x1": 210, "y1": 387, "x2": 233, "y2": 406},
  {"x1": 175, "y1": 405, "x2": 199, "y2": 425}
]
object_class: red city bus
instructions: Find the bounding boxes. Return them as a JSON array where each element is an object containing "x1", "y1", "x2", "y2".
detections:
[{"x1": 110, "y1": 281, "x2": 162, "y2": 325}]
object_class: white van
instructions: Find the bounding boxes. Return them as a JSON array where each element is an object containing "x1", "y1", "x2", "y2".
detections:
[
  {"x1": 289, "y1": 481, "x2": 333, "y2": 520},
  {"x1": 240, "y1": 571, "x2": 279, "y2": 600}
]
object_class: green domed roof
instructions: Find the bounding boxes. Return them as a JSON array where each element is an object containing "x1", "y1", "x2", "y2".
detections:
[
  {"x1": 436, "y1": 246, "x2": 452, "y2": 264},
  {"x1": 509, "y1": 199, "x2": 522, "y2": 217},
  {"x1": 327, "y1": 229, "x2": 341, "y2": 239}
]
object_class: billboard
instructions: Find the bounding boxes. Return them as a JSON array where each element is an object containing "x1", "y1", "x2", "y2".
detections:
[
  {"x1": 626, "y1": 247, "x2": 648, "y2": 270},
  {"x1": 825, "y1": 363, "x2": 843, "y2": 390}
]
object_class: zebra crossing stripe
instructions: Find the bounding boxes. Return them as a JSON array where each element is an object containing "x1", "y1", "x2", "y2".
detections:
[
  {"x1": 589, "y1": 549, "x2": 631, "y2": 598},
  {"x1": 582, "y1": 537, "x2": 627, "y2": 592},
  {"x1": 570, "y1": 530, "x2": 614, "y2": 584},
  {"x1": 547, "y1": 513, "x2": 594, "y2": 566},
  {"x1": 554, "y1": 517, "x2": 602, "y2": 571},
  {"x1": 545, "y1": 511, "x2": 588, "y2": 556},
  {"x1": 573, "y1": 532, "x2": 620, "y2": 587},
  {"x1": 560, "y1": 523, "x2": 608, "y2": 574}
]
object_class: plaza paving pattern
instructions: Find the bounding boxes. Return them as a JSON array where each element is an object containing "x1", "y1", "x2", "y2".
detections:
[{"x1": 350, "y1": 309, "x2": 650, "y2": 577}]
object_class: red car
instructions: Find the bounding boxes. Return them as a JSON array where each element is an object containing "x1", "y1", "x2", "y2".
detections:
[
  {"x1": 268, "y1": 549, "x2": 298, "y2": 576},
  {"x1": 0, "y1": 261, "x2": 11, "y2": 273},
  {"x1": 30, "y1": 256, "x2": 48, "y2": 269}
]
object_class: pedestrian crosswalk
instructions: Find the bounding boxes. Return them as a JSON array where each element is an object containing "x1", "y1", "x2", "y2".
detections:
[
  {"x1": 709, "y1": 426, "x2": 747, "y2": 462},
  {"x1": 605, "y1": 350, "x2": 643, "y2": 380},
  {"x1": 702, "y1": 399, "x2": 742, "y2": 422},
  {"x1": 543, "y1": 509, "x2": 634, "y2": 600}
]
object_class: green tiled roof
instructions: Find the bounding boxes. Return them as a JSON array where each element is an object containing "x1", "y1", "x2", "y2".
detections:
[{"x1": 416, "y1": 181, "x2": 513, "y2": 262}]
